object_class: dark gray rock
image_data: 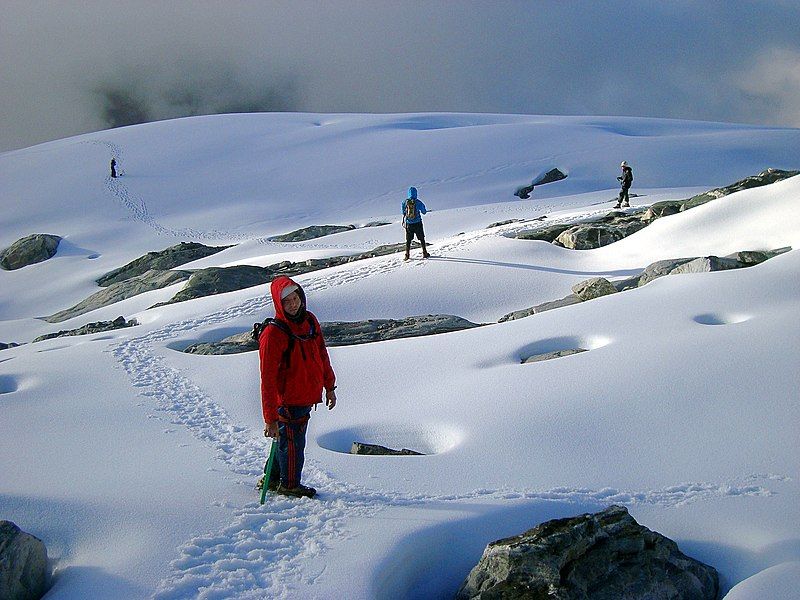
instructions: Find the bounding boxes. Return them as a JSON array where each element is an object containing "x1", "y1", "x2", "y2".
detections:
[
  {"x1": 1, "y1": 342, "x2": 21, "y2": 351},
  {"x1": 681, "y1": 167, "x2": 799, "y2": 211},
  {"x1": 515, "y1": 168, "x2": 567, "y2": 199},
  {"x1": 322, "y1": 315, "x2": 483, "y2": 346},
  {"x1": 154, "y1": 266, "x2": 273, "y2": 307},
  {"x1": 522, "y1": 348, "x2": 587, "y2": 363},
  {"x1": 45, "y1": 269, "x2": 191, "y2": 323},
  {"x1": 184, "y1": 331, "x2": 257, "y2": 355},
  {"x1": 724, "y1": 247, "x2": 791, "y2": 265},
  {"x1": 350, "y1": 442, "x2": 424, "y2": 456},
  {"x1": 554, "y1": 225, "x2": 623, "y2": 250},
  {"x1": 96, "y1": 241, "x2": 231, "y2": 286},
  {"x1": 487, "y1": 219, "x2": 528, "y2": 229},
  {"x1": 0, "y1": 520, "x2": 48, "y2": 600},
  {"x1": 634, "y1": 255, "x2": 746, "y2": 288},
  {"x1": 33, "y1": 316, "x2": 137, "y2": 343},
  {"x1": 642, "y1": 201, "x2": 682, "y2": 221},
  {"x1": 0, "y1": 234, "x2": 61, "y2": 271},
  {"x1": 498, "y1": 295, "x2": 581, "y2": 322},
  {"x1": 456, "y1": 505, "x2": 718, "y2": 600},
  {"x1": 571, "y1": 277, "x2": 617, "y2": 301},
  {"x1": 514, "y1": 224, "x2": 572, "y2": 242},
  {"x1": 269, "y1": 225, "x2": 356, "y2": 242},
  {"x1": 642, "y1": 169, "x2": 799, "y2": 222},
  {"x1": 184, "y1": 315, "x2": 483, "y2": 354}
]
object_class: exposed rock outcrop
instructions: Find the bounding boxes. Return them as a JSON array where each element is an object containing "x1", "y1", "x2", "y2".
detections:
[
  {"x1": 33, "y1": 316, "x2": 137, "y2": 343},
  {"x1": 0, "y1": 342, "x2": 21, "y2": 351},
  {"x1": 522, "y1": 348, "x2": 587, "y2": 363},
  {"x1": 0, "y1": 520, "x2": 48, "y2": 600},
  {"x1": 268, "y1": 222, "x2": 391, "y2": 242},
  {"x1": 154, "y1": 266, "x2": 273, "y2": 307},
  {"x1": 321, "y1": 315, "x2": 483, "y2": 346},
  {"x1": 0, "y1": 234, "x2": 61, "y2": 271},
  {"x1": 456, "y1": 505, "x2": 718, "y2": 600},
  {"x1": 184, "y1": 314, "x2": 483, "y2": 354},
  {"x1": 514, "y1": 223, "x2": 572, "y2": 242},
  {"x1": 499, "y1": 296, "x2": 581, "y2": 322},
  {"x1": 96, "y1": 241, "x2": 231, "y2": 286},
  {"x1": 45, "y1": 269, "x2": 191, "y2": 323},
  {"x1": 500, "y1": 248, "x2": 791, "y2": 321},
  {"x1": 515, "y1": 168, "x2": 568, "y2": 199},
  {"x1": 269, "y1": 225, "x2": 356, "y2": 242},
  {"x1": 613, "y1": 248, "x2": 790, "y2": 292},
  {"x1": 571, "y1": 277, "x2": 617, "y2": 301},
  {"x1": 553, "y1": 212, "x2": 650, "y2": 250},
  {"x1": 513, "y1": 169, "x2": 798, "y2": 250},
  {"x1": 350, "y1": 442, "x2": 424, "y2": 456}
]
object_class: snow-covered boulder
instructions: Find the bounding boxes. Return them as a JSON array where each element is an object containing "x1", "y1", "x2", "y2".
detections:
[
  {"x1": 0, "y1": 520, "x2": 48, "y2": 600},
  {"x1": 456, "y1": 505, "x2": 718, "y2": 600},
  {"x1": 0, "y1": 234, "x2": 61, "y2": 271}
]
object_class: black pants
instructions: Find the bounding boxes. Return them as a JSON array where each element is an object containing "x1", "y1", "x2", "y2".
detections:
[
  {"x1": 405, "y1": 221, "x2": 426, "y2": 252},
  {"x1": 618, "y1": 186, "x2": 630, "y2": 204}
]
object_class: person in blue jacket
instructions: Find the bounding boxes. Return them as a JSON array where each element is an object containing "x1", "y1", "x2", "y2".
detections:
[{"x1": 402, "y1": 186, "x2": 430, "y2": 260}]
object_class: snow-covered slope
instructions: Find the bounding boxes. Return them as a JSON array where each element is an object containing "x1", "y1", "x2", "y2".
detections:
[{"x1": 1, "y1": 113, "x2": 799, "y2": 599}]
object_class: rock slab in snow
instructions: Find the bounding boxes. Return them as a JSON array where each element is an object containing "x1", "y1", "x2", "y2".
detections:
[
  {"x1": 0, "y1": 234, "x2": 61, "y2": 271},
  {"x1": 33, "y1": 316, "x2": 137, "y2": 343},
  {"x1": 184, "y1": 314, "x2": 483, "y2": 354},
  {"x1": 96, "y1": 241, "x2": 230, "y2": 286},
  {"x1": 45, "y1": 269, "x2": 191, "y2": 323},
  {"x1": 571, "y1": 277, "x2": 617, "y2": 301},
  {"x1": 455, "y1": 505, "x2": 718, "y2": 600},
  {"x1": 350, "y1": 442, "x2": 424, "y2": 456},
  {"x1": 0, "y1": 520, "x2": 48, "y2": 600}
]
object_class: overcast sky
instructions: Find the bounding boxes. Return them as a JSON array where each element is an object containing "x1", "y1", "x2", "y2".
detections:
[{"x1": 2, "y1": 1, "x2": 800, "y2": 152}]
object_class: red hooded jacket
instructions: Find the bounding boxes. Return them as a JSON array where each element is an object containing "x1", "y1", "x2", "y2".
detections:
[{"x1": 259, "y1": 276, "x2": 336, "y2": 423}]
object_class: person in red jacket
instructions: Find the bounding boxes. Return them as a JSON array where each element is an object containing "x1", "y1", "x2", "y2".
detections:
[{"x1": 259, "y1": 276, "x2": 337, "y2": 498}]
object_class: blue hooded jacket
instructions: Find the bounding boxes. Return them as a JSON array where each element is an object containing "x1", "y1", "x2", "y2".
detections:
[{"x1": 402, "y1": 187, "x2": 427, "y2": 224}]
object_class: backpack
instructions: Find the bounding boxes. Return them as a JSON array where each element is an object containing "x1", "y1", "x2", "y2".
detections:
[
  {"x1": 404, "y1": 198, "x2": 417, "y2": 222},
  {"x1": 252, "y1": 317, "x2": 318, "y2": 369}
]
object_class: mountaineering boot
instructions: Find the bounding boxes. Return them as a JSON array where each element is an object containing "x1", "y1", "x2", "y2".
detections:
[
  {"x1": 276, "y1": 483, "x2": 317, "y2": 498},
  {"x1": 421, "y1": 242, "x2": 430, "y2": 259},
  {"x1": 256, "y1": 476, "x2": 279, "y2": 492},
  {"x1": 404, "y1": 253, "x2": 410, "y2": 261},
  {"x1": 613, "y1": 203, "x2": 621, "y2": 209},
  {"x1": 622, "y1": 202, "x2": 630, "y2": 207}
]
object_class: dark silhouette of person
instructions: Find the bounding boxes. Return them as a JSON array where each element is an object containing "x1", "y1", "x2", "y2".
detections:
[{"x1": 110, "y1": 158, "x2": 118, "y2": 178}]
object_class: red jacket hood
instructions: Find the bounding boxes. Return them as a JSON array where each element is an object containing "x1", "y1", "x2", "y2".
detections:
[{"x1": 270, "y1": 276, "x2": 306, "y2": 321}]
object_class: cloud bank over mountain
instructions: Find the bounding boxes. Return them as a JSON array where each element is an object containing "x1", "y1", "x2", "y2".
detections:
[{"x1": 2, "y1": 1, "x2": 799, "y2": 151}]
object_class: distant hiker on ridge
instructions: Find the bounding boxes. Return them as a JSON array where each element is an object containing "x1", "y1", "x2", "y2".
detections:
[
  {"x1": 110, "y1": 158, "x2": 118, "y2": 178},
  {"x1": 614, "y1": 161, "x2": 633, "y2": 209},
  {"x1": 258, "y1": 276, "x2": 337, "y2": 498},
  {"x1": 402, "y1": 186, "x2": 430, "y2": 260}
]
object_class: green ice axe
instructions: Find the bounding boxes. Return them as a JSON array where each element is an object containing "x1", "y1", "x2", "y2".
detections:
[{"x1": 259, "y1": 438, "x2": 277, "y2": 505}]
